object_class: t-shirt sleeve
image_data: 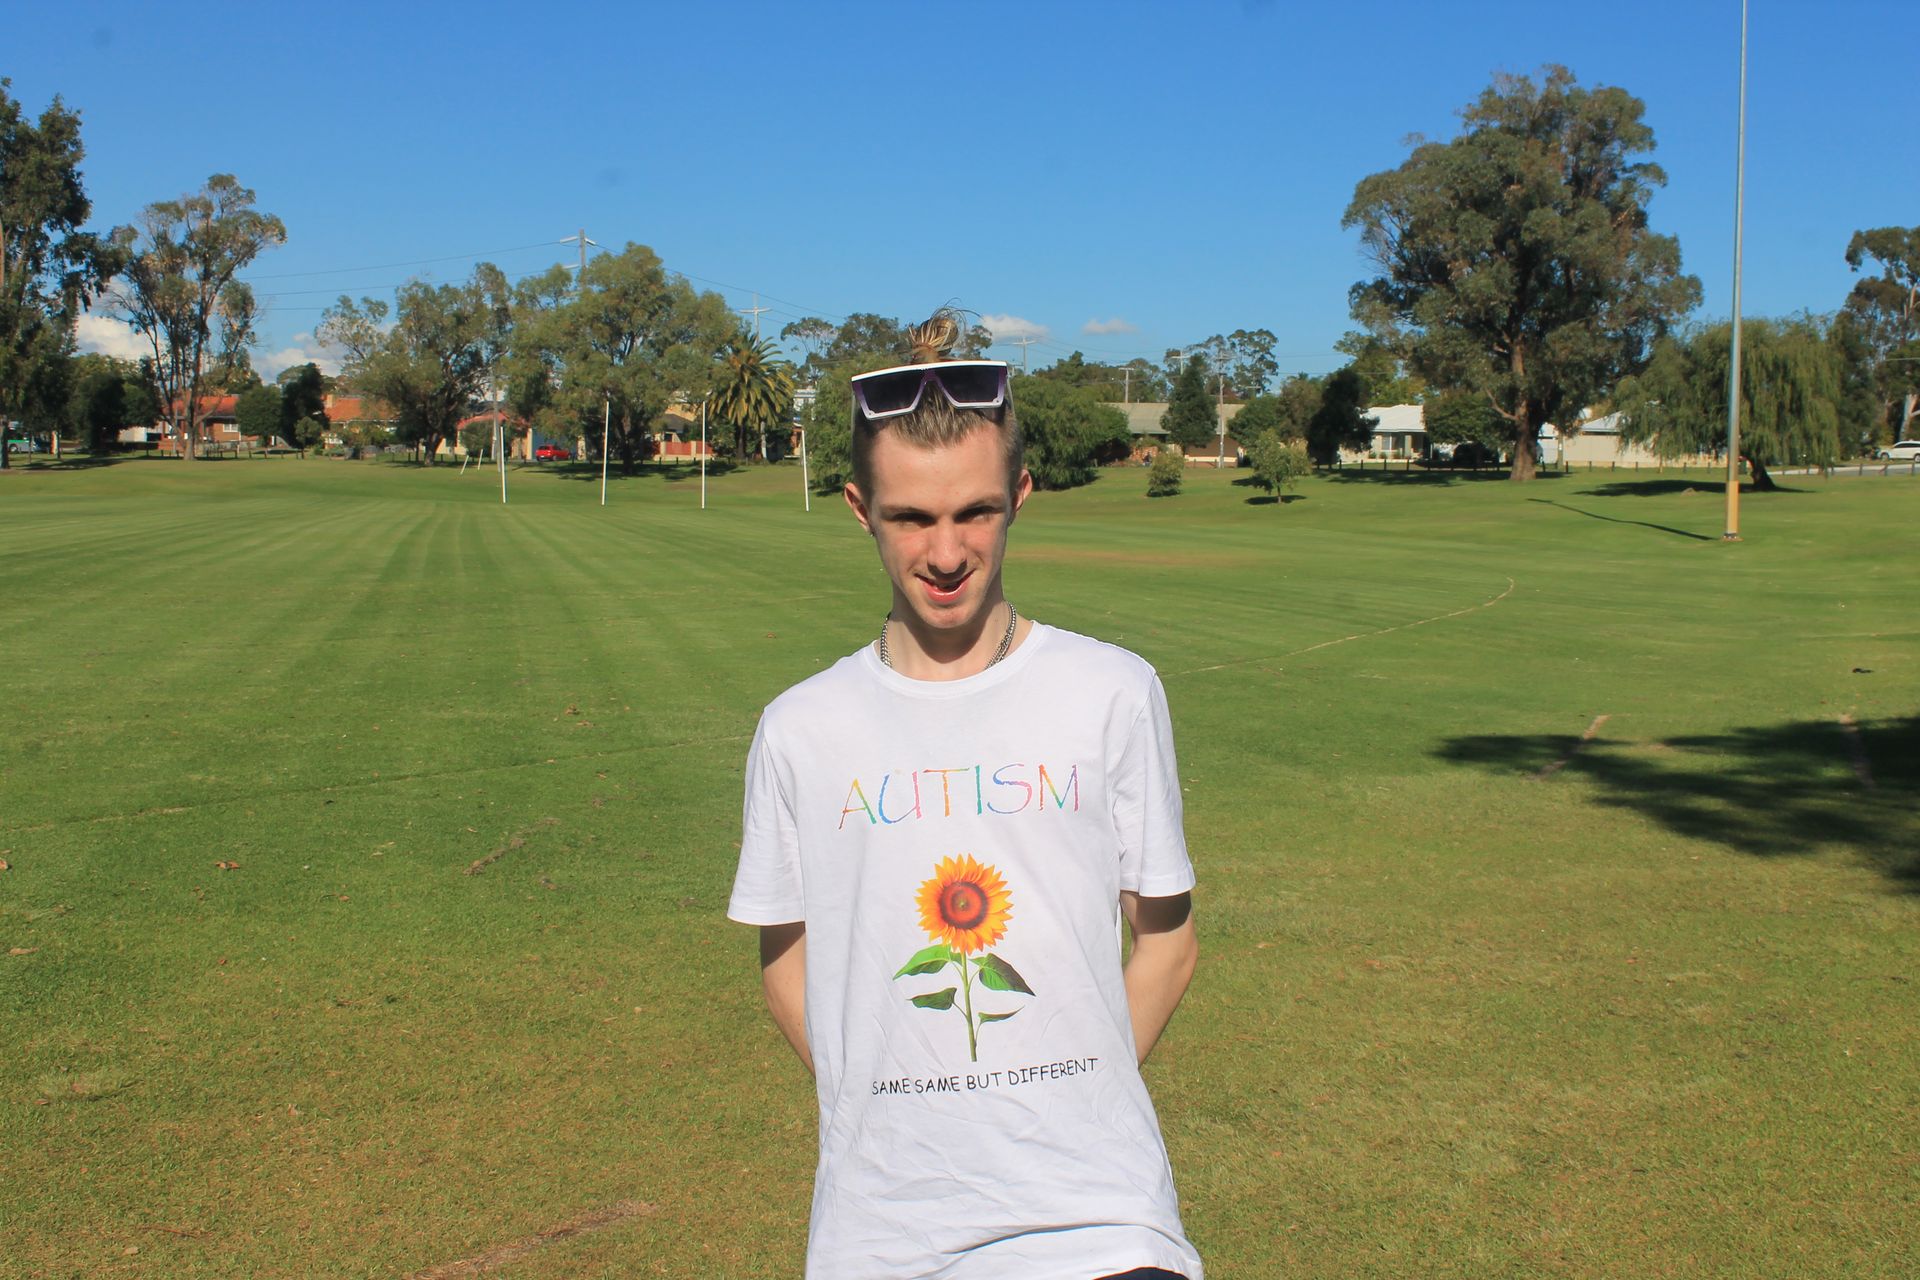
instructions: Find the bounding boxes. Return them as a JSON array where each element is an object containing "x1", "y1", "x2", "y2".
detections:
[
  {"x1": 1110, "y1": 674, "x2": 1196, "y2": 897},
  {"x1": 727, "y1": 714, "x2": 806, "y2": 925}
]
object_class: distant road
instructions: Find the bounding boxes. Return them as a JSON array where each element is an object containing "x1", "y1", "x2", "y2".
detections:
[{"x1": 1772, "y1": 462, "x2": 1919, "y2": 478}]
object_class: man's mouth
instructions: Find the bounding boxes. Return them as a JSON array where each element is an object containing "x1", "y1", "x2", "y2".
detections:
[{"x1": 917, "y1": 570, "x2": 972, "y2": 603}]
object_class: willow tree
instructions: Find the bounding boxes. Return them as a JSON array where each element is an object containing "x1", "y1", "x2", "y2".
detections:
[
  {"x1": 1344, "y1": 66, "x2": 1700, "y2": 480},
  {"x1": 1614, "y1": 316, "x2": 1848, "y2": 490}
]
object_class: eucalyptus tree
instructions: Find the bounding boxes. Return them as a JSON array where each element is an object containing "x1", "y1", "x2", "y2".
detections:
[
  {"x1": 524, "y1": 243, "x2": 735, "y2": 474},
  {"x1": 111, "y1": 174, "x2": 285, "y2": 459},
  {"x1": 780, "y1": 316, "x2": 835, "y2": 382},
  {"x1": 0, "y1": 79, "x2": 122, "y2": 469},
  {"x1": 1344, "y1": 66, "x2": 1700, "y2": 480},
  {"x1": 318, "y1": 263, "x2": 510, "y2": 463},
  {"x1": 1841, "y1": 226, "x2": 1919, "y2": 441}
]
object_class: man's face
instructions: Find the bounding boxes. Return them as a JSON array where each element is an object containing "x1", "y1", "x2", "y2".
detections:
[{"x1": 844, "y1": 424, "x2": 1033, "y2": 637}]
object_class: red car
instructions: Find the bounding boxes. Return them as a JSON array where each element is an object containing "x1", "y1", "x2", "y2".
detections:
[{"x1": 535, "y1": 444, "x2": 573, "y2": 461}]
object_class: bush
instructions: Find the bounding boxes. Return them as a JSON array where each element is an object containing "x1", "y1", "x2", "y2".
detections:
[
  {"x1": 1246, "y1": 431, "x2": 1311, "y2": 501},
  {"x1": 1147, "y1": 445, "x2": 1184, "y2": 497},
  {"x1": 1014, "y1": 378, "x2": 1132, "y2": 490}
]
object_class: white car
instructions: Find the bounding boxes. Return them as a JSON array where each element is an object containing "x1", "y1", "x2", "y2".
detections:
[{"x1": 1873, "y1": 440, "x2": 1920, "y2": 460}]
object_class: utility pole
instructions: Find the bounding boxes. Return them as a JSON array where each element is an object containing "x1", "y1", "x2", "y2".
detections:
[
  {"x1": 1214, "y1": 372, "x2": 1228, "y2": 469},
  {"x1": 739, "y1": 292, "x2": 771, "y2": 341},
  {"x1": 1007, "y1": 336, "x2": 1038, "y2": 373},
  {"x1": 1724, "y1": 0, "x2": 1748, "y2": 541},
  {"x1": 560, "y1": 229, "x2": 598, "y2": 288}
]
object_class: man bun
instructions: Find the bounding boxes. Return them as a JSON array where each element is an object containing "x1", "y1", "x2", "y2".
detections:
[{"x1": 905, "y1": 310, "x2": 963, "y2": 364}]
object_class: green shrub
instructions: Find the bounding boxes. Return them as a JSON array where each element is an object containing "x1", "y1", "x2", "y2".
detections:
[
  {"x1": 1247, "y1": 431, "x2": 1312, "y2": 502},
  {"x1": 1147, "y1": 445, "x2": 1184, "y2": 497}
]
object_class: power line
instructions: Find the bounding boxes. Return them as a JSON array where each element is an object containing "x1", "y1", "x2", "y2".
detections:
[
  {"x1": 222, "y1": 225, "x2": 1348, "y2": 373},
  {"x1": 240, "y1": 239, "x2": 564, "y2": 282}
]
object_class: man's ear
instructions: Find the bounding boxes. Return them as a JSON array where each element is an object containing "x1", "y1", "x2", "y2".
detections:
[
  {"x1": 844, "y1": 482, "x2": 874, "y2": 535},
  {"x1": 1011, "y1": 468, "x2": 1034, "y2": 519}
]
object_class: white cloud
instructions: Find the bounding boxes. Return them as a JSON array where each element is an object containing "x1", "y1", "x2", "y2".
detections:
[
  {"x1": 977, "y1": 313, "x2": 1050, "y2": 344},
  {"x1": 1082, "y1": 317, "x2": 1138, "y2": 336},
  {"x1": 73, "y1": 312, "x2": 342, "y2": 380},
  {"x1": 73, "y1": 312, "x2": 148, "y2": 361},
  {"x1": 257, "y1": 333, "x2": 342, "y2": 379}
]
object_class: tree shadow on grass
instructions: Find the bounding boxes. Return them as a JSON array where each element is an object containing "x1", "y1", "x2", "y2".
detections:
[
  {"x1": 7, "y1": 453, "x2": 127, "y2": 470},
  {"x1": 1324, "y1": 466, "x2": 1566, "y2": 485},
  {"x1": 1576, "y1": 478, "x2": 1808, "y2": 498},
  {"x1": 1243, "y1": 493, "x2": 1307, "y2": 505},
  {"x1": 1527, "y1": 497, "x2": 1715, "y2": 541},
  {"x1": 1436, "y1": 715, "x2": 1920, "y2": 891},
  {"x1": 543, "y1": 460, "x2": 744, "y2": 483}
]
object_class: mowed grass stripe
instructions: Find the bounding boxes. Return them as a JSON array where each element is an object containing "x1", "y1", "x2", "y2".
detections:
[{"x1": 1, "y1": 458, "x2": 1915, "y2": 1279}]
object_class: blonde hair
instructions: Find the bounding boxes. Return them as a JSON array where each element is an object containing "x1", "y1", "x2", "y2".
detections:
[{"x1": 851, "y1": 309, "x2": 1024, "y2": 497}]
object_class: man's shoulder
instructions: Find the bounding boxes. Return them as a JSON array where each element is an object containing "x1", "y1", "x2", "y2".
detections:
[
  {"x1": 757, "y1": 648, "x2": 869, "y2": 733},
  {"x1": 1033, "y1": 624, "x2": 1162, "y2": 691}
]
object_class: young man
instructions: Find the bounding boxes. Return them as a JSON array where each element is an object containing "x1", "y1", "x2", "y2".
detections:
[{"x1": 729, "y1": 334, "x2": 1202, "y2": 1280}]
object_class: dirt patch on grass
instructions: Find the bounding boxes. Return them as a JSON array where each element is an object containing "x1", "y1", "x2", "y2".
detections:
[
  {"x1": 465, "y1": 818, "x2": 559, "y2": 876},
  {"x1": 1535, "y1": 715, "x2": 1612, "y2": 780},
  {"x1": 409, "y1": 1199, "x2": 657, "y2": 1278}
]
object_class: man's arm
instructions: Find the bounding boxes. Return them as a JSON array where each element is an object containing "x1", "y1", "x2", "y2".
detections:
[
  {"x1": 1120, "y1": 890, "x2": 1197, "y2": 1065},
  {"x1": 759, "y1": 921, "x2": 814, "y2": 1075}
]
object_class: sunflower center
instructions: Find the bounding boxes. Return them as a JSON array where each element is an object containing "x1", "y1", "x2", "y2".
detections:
[{"x1": 939, "y1": 880, "x2": 989, "y2": 930}]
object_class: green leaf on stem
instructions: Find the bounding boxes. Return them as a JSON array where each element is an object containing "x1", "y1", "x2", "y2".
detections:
[
  {"x1": 978, "y1": 1010, "x2": 1020, "y2": 1024},
  {"x1": 909, "y1": 988, "x2": 957, "y2": 1010},
  {"x1": 972, "y1": 954, "x2": 1035, "y2": 995},
  {"x1": 894, "y1": 944, "x2": 958, "y2": 978}
]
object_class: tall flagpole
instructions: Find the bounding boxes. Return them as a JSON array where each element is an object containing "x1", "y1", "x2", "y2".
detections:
[
  {"x1": 1724, "y1": 0, "x2": 1748, "y2": 541},
  {"x1": 600, "y1": 396, "x2": 610, "y2": 507},
  {"x1": 700, "y1": 399, "x2": 708, "y2": 510}
]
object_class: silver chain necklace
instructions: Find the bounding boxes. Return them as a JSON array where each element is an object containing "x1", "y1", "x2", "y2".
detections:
[{"x1": 879, "y1": 602, "x2": 1019, "y2": 671}]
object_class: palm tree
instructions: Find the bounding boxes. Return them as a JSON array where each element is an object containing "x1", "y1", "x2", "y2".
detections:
[{"x1": 710, "y1": 335, "x2": 796, "y2": 461}]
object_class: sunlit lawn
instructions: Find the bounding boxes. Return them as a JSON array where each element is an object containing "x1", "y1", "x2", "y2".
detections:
[{"x1": 3, "y1": 453, "x2": 1915, "y2": 1278}]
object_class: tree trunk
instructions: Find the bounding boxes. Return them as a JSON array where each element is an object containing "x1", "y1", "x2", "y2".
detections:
[
  {"x1": 1902, "y1": 390, "x2": 1917, "y2": 437},
  {"x1": 1508, "y1": 417, "x2": 1539, "y2": 482}
]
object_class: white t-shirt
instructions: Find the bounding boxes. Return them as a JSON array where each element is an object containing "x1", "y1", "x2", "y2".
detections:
[{"x1": 729, "y1": 623, "x2": 1202, "y2": 1280}]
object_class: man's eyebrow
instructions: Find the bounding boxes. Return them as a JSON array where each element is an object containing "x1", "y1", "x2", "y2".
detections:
[{"x1": 876, "y1": 494, "x2": 1006, "y2": 519}]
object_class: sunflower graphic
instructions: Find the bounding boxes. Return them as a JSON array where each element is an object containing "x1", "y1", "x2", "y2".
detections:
[
  {"x1": 916, "y1": 854, "x2": 1012, "y2": 955},
  {"x1": 895, "y1": 854, "x2": 1035, "y2": 1062}
]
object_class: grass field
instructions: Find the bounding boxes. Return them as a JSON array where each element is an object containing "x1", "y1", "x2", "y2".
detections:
[{"x1": 3, "y1": 453, "x2": 1916, "y2": 1279}]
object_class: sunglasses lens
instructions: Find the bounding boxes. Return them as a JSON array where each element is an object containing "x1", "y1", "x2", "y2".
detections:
[
  {"x1": 854, "y1": 369, "x2": 926, "y2": 418},
  {"x1": 936, "y1": 364, "x2": 1006, "y2": 407}
]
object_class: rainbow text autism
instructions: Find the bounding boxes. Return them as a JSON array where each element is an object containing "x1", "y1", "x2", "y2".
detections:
[{"x1": 839, "y1": 763, "x2": 1081, "y2": 830}]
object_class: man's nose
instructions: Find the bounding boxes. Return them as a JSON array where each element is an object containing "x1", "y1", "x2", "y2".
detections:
[{"x1": 927, "y1": 522, "x2": 966, "y2": 572}]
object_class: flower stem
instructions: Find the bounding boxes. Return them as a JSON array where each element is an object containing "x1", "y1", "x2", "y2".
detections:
[{"x1": 959, "y1": 954, "x2": 978, "y2": 1062}]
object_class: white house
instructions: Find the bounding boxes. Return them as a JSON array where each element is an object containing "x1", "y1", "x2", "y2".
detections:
[
  {"x1": 1339, "y1": 403, "x2": 1428, "y2": 461},
  {"x1": 1541, "y1": 412, "x2": 1719, "y2": 468}
]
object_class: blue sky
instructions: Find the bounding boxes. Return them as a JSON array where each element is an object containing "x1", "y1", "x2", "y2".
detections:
[{"x1": 17, "y1": 0, "x2": 1916, "y2": 381}]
